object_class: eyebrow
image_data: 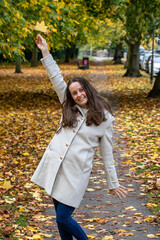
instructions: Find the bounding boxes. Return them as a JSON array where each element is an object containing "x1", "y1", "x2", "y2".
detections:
[{"x1": 71, "y1": 87, "x2": 84, "y2": 94}]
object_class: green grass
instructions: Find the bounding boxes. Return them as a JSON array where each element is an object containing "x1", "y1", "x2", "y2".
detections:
[
  {"x1": 78, "y1": 56, "x2": 96, "y2": 61},
  {"x1": 147, "y1": 192, "x2": 160, "y2": 217},
  {"x1": 78, "y1": 56, "x2": 113, "y2": 62},
  {"x1": 15, "y1": 215, "x2": 28, "y2": 227}
]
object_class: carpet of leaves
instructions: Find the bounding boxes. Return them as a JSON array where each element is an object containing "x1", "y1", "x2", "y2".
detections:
[{"x1": 0, "y1": 61, "x2": 159, "y2": 239}]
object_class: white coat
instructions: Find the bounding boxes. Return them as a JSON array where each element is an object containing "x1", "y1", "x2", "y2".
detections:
[{"x1": 31, "y1": 54, "x2": 120, "y2": 208}]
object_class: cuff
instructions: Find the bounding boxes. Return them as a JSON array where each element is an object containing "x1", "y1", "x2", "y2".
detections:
[{"x1": 40, "y1": 54, "x2": 56, "y2": 68}]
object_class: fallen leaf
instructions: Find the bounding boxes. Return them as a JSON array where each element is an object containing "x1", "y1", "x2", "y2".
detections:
[
  {"x1": 147, "y1": 234, "x2": 159, "y2": 238},
  {"x1": 125, "y1": 206, "x2": 137, "y2": 211},
  {"x1": 2, "y1": 180, "x2": 13, "y2": 190},
  {"x1": 102, "y1": 236, "x2": 114, "y2": 240}
]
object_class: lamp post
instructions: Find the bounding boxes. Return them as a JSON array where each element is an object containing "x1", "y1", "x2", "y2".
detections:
[
  {"x1": 150, "y1": 35, "x2": 154, "y2": 84},
  {"x1": 90, "y1": 44, "x2": 92, "y2": 56}
]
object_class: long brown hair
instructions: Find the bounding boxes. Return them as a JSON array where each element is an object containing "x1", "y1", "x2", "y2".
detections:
[{"x1": 60, "y1": 77, "x2": 113, "y2": 128}]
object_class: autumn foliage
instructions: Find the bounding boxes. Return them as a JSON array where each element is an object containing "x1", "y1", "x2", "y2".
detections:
[{"x1": 0, "y1": 61, "x2": 160, "y2": 239}]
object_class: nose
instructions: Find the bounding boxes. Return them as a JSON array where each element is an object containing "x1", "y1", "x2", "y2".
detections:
[{"x1": 77, "y1": 91, "x2": 81, "y2": 97}]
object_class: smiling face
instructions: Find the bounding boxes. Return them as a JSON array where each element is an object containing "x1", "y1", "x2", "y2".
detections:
[{"x1": 69, "y1": 81, "x2": 88, "y2": 108}]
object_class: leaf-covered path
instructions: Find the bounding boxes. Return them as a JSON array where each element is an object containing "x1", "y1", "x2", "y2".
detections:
[{"x1": 0, "y1": 61, "x2": 159, "y2": 239}]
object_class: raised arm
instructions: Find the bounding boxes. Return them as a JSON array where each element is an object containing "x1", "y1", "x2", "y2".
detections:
[{"x1": 36, "y1": 34, "x2": 67, "y2": 104}]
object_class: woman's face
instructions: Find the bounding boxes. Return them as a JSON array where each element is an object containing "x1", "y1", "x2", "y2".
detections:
[{"x1": 69, "y1": 82, "x2": 88, "y2": 108}]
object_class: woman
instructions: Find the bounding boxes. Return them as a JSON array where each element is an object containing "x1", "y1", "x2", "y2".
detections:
[{"x1": 31, "y1": 34, "x2": 127, "y2": 240}]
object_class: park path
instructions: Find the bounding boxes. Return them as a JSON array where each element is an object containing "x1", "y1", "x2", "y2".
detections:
[{"x1": 43, "y1": 61, "x2": 159, "y2": 240}]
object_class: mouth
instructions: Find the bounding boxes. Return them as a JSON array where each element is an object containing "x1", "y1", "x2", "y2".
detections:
[{"x1": 78, "y1": 97, "x2": 86, "y2": 102}]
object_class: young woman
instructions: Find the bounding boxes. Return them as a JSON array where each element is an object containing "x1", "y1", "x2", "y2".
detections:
[{"x1": 31, "y1": 34, "x2": 127, "y2": 240}]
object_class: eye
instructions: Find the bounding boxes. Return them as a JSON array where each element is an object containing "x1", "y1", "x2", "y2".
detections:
[
  {"x1": 80, "y1": 88, "x2": 84, "y2": 92},
  {"x1": 72, "y1": 91, "x2": 77, "y2": 96}
]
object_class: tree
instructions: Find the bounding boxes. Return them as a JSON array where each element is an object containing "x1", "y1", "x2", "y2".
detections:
[
  {"x1": 0, "y1": 0, "x2": 27, "y2": 72},
  {"x1": 1, "y1": 0, "x2": 98, "y2": 66},
  {"x1": 82, "y1": 0, "x2": 160, "y2": 77},
  {"x1": 114, "y1": 42, "x2": 123, "y2": 64},
  {"x1": 53, "y1": 0, "x2": 98, "y2": 62},
  {"x1": 147, "y1": 71, "x2": 160, "y2": 98},
  {"x1": 84, "y1": 17, "x2": 126, "y2": 62}
]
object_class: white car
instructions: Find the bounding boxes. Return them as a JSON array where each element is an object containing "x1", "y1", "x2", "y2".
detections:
[
  {"x1": 149, "y1": 56, "x2": 160, "y2": 76},
  {"x1": 139, "y1": 50, "x2": 149, "y2": 68},
  {"x1": 141, "y1": 53, "x2": 152, "y2": 70}
]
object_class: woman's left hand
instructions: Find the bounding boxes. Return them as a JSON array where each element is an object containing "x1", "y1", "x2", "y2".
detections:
[{"x1": 109, "y1": 185, "x2": 128, "y2": 200}]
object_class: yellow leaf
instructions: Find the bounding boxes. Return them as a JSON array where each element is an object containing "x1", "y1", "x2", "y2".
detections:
[
  {"x1": 134, "y1": 212, "x2": 142, "y2": 216},
  {"x1": 2, "y1": 180, "x2": 13, "y2": 190},
  {"x1": 147, "y1": 203, "x2": 158, "y2": 208},
  {"x1": 85, "y1": 218, "x2": 101, "y2": 222},
  {"x1": 27, "y1": 226, "x2": 38, "y2": 232},
  {"x1": 125, "y1": 206, "x2": 137, "y2": 211},
  {"x1": 102, "y1": 236, "x2": 114, "y2": 240},
  {"x1": 34, "y1": 21, "x2": 48, "y2": 33},
  {"x1": 125, "y1": 232, "x2": 134, "y2": 236},
  {"x1": 85, "y1": 224, "x2": 95, "y2": 230},
  {"x1": 87, "y1": 235, "x2": 97, "y2": 239},
  {"x1": 147, "y1": 234, "x2": 159, "y2": 238},
  {"x1": 23, "y1": 152, "x2": 30, "y2": 156},
  {"x1": 144, "y1": 216, "x2": 155, "y2": 222},
  {"x1": 19, "y1": 207, "x2": 25, "y2": 212},
  {"x1": 151, "y1": 153, "x2": 159, "y2": 159},
  {"x1": 0, "y1": 149, "x2": 7, "y2": 154},
  {"x1": 33, "y1": 234, "x2": 43, "y2": 239}
]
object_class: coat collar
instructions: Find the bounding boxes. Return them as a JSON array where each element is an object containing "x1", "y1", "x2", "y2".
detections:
[{"x1": 76, "y1": 105, "x2": 88, "y2": 117}]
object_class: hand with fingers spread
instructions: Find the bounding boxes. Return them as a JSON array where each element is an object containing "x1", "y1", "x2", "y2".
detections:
[
  {"x1": 36, "y1": 34, "x2": 50, "y2": 58},
  {"x1": 109, "y1": 185, "x2": 128, "y2": 201}
]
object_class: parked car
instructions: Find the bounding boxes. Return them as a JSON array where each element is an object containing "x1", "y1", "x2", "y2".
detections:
[
  {"x1": 154, "y1": 49, "x2": 160, "y2": 54},
  {"x1": 149, "y1": 55, "x2": 160, "y2": 76},
  {"x1": 139, "y1": 50, "x2": 149, "y2": 68},
  {"x1": 146, "y1": 54, "x2": 160, "y2": 73},
  {"x1": 141, "y1": 52, "x2": 152, "y2": 70}
]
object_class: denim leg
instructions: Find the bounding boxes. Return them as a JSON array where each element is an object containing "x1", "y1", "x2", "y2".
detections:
[
  {"x1": 53, "y1": 198, "x2": 88, "y2": 240},
  {"x1": 53, "y1": 198, "x2": 73, "y2": 240}
]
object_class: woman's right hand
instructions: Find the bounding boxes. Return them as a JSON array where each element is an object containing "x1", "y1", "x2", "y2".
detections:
[{"x1": 36, "y1": 34, "x2": 50, "y2": 58}]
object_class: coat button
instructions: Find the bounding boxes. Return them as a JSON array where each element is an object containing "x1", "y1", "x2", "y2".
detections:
[
  {"x1": 73, "y1": 129, "x2": 76, "y2": 133},
  {"x1": 60, "y1": 156, "x2": 63, "y2": 160},
  {"x1": 66, "y1": 143, "x2": 69, "y2": 147},
  {"x1": 81, "y1": 117, "x2": 84, "y2": 120}
]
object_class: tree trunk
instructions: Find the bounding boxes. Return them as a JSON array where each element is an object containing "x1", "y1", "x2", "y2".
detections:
[
  {"x1": 31, "y1": 43, "x2": 38, "y2": 67},
  {"x1": 123, "y1": 42, "x2": 142, "y2": 77},
  {"x1": 64, "y1": 47, "x2": 70, "y2": 63},
  {"x1": 147, "y1": 71, "x2": 160, "y2": 98},
  {"x1": 70, "y1": 44, "x2": 79, "y2": 59},
  {"x1": 114, "y1": 43, "x2": 123, "y2": 64},
  {"x1": 15, "y1": 56, "x2": 22, "y2": 73}
]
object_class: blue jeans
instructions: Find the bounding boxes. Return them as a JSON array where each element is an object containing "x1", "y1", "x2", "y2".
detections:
[{"x1": 53, "y1": 198, "x2": 88, "y2": 240}]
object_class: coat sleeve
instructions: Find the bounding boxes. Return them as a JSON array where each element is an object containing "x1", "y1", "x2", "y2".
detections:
[
  {"x1": 41, "y1": 54, "x2": 67, "y2": 104},
  {"x1": 100, "y1": 115, "x2": 120, "y2": 190}
]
